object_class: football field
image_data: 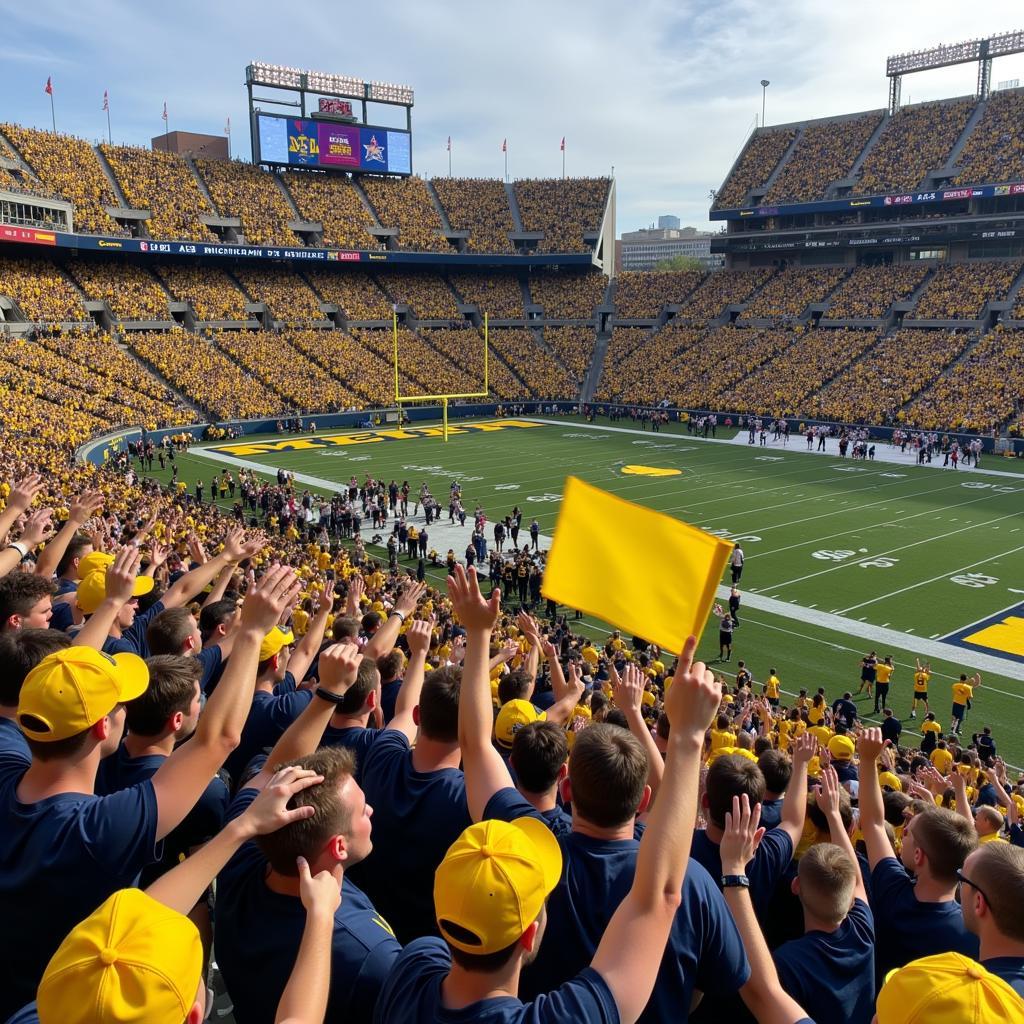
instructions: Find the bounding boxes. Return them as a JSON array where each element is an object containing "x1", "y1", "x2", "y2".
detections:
[{"x1": 160, "y1": 414, "x2": 1024, "y2": 764}]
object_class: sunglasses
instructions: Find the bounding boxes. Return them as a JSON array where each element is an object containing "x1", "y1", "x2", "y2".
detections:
[{"x1": 954, "y1": 868, "x2": 990, "y2": 906}]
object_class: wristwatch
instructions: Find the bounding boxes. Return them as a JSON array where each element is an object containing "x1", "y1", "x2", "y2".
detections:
[
  {"x1": 314, "y1": 686, "x2": 347, "y2": 705},
  {"x1": 721, "y1": 874, "x2": 750, "y2": 889}
]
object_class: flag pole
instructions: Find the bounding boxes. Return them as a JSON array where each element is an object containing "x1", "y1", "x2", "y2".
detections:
[
  {"x1": 49, "y1": 90, "x2": 56, "y2": 133},
  {"x1": 562, "y1": 140, "x2": 565, "y2": 180},
  {"x1": 448, "y1": 137, "x2": 452, "y2": 177},
  {"x1": 504, "y1": 143, "x2": 508, "y2": 183},
  {"x1": 104, "y1": 93, "x2": 111, "y2": 145}
]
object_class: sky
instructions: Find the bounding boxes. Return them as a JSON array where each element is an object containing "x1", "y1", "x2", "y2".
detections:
[{"x1": 3, "y1": 1, "x2": 1024, "y2": 233}]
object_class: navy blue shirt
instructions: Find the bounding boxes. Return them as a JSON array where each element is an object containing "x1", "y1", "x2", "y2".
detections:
[
  {"x1": 373, "y1": 938, "x2": 620, "y2": 1024},
  {"x1": 869, "y1": 856, "x2": 979, "y2": 983},
  {"x1": 0, "y1": 717, "x2": 29, "y2": 763},
  {"x1": 690, "y1": 826, "x2": 794, "y2": 919},
  {"x1": 195, "y1": 644, "x2": 223, "y2": 693},
  {"x1": 49, "y1": 578, "x2": 78, "y2": 632},
  {"x1": 102, "y1": 599, "x2": 166, "y2": 658},
  {"x1": 774, "y1": 898, "x2": 875, "y2": 1024},
  {"x1": 321, "y1": 724, "x2": 382, "y2": 788},
  {"x1": 982, "y1": 956, "x2": 1024, "y2": 998},
  {"x1": 484, "y1": 788, "x2": 749, "y2": 1023},
  {"x1": 216, "y1": 788, "x2": 401, "y2": 1024},
  {"x1": 0, "y1": 746, "x2": 160, "y2": 1021},
  {"x1": 224, "y1": 687, "x2": 313, "y2": 781},
  {"x1": 760, "y1": 798, "x2": 783, "y2": 831},
  {"x1": 380, "y1": 678, "x2": 402, "y2": 724},
  {"x1": 350, "y1": 730, "x2": 470, "y2": 945}
]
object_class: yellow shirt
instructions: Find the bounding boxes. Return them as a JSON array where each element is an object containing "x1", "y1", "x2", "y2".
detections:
[
  {"x1": 809, "y1": 725, "x2": 832, "y2": 748},
  {"x1": 921, "y1": 721, "x2": 942, "y2": 738},
  {"x1": 764, "y1": 676, "x2": 781, "y2": 699},
  {"x1": 291, "y1": 608, "x2": 309, "y2": 637},
  {"x1": 710, "y1": 728, "x2": 735, "y2": 753},
  {"x1": 931, "y1": 748, "x2": 954, "y2": 774},
  {"x1": 979, "y1": 832, "x2": 1008, "y2": 844},
  {"x1": 808, "y1": 705, "x2": 825, "y2": 725},
  {"x1": 914, "y1": 671, "x2": 930, "y2": 693},
  {"x1": 581, "y1": 646, "x2": 599, "y2": 666},
  {"x1": 875, "y1": 663, "x2": 893, "y2": 684},
  {"x1": 952, "y1": 682, "x2": 973, "y2": 706}
]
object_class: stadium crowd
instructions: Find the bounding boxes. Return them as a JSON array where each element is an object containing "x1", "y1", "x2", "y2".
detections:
[
  {"x1": 742, "y1": 266, "x2": 849, "y2": 320},
  {"x1": 527, "y1": 269, "x2": 606, "y2": 319},
  {"x1": 431, "y1": 178, "x2": 516, "y2": 253},
  {"x1": 449, "y1": 271, "x2": 524, "y2": 319},
  {"x1": 304, "y1": 269, "x2": 393, "y2": 321},
  {"x1": 613, "y1": 270, "x2": 704, "y2": 318},
  {"x1": 377, "y1": 271, "x2": 460, "y2": 320},
  {"x1": 823, "y1": 263, "x2": 930, "y2": 320},
  {"x1": 233, "y1": 266, "x2": 325, "y2": 324},
  {"x1": 513, "y1": 177, "x2": 610, "y2": 252},
  {"x1": 954, "y1": 89, "x2": 1024, "y2": 187},
  {"x1": 155, "y1": 264, "x2": 251, "y2": 322},
  {"x1": 676, "y1": 268, "x2": 774, "y2": 322},
  {"x1": 195, "y1": 159, "x2": 298, "y2": 247},
  {"x1": 712, "y1": 128, "x2": 796, "y2": 210},
  {"x1": 596, "y1": 324, "x2": 703, "y2": 404},
  {"x1": 486, "y1": 328, "x2": 577, "y2": 398},
  {"x1": 67, "y1": 260, "x2": 171, "y2": 322},
  {"x1": 912, "y1": 260, "x2": 1022, "y2": 320},
  {"x1": 284, "y1": 328, "x2": 397, "y2": 408},
  {"x1": 543, "y1": 325, "x2": 597, "y2": 383},
  {"x1": 0, "y1": 257, "x2": 89, "y2": 323},
  {"x1": 418, "y1": 327, "x2": 521, "y2": 399},
  {"x1": 281, "y1": 171, "x2": 383, "y2": 251},
  {"x1": 359, "y1": 176, "x2": 448, "y2": 252}
]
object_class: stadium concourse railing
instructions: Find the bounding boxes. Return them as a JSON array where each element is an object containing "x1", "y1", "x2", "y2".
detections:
[{"x1": 77, "y1": 400, "x2": 1024, "y2": 469}]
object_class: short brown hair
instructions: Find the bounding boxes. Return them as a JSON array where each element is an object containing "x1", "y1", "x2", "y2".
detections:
[
  {"x1": 912, "y1": 807, "x2": 978, "y2": 882},
  {"x1": 705, "y1": 755, "x2": 766, "y2": 829},
  {"x1": 971, "y1": 843, "x2": 1024, "y2": 941},
  {"x1": 333, "y1": 658, "x2": 380, "y2": 715},
  {"x1": 568, "y1": 723, "x2": 648, "y2": 828},
  {"x1": 0, "y1": 574, "x2": 55, "y2": 624},
  {"x1": 758, "y1": 749, "x2": 792, "y2": 794},
  {"x1": 146, "y1": 607, "x2": 197, "y2": 656},
  {"x1": 377, "y1": 649, "x2": 404, "y2": 682},
  {"x1": 126, "y1": 655, "x2": 200, "y2": 736},
  {"x1": 0, "y1": 628, "x2": 70, "y2": 706},
  {"x1": 497, "y1": 670, "x2": 532, "y2": 706},
  {"x1": 511, "y1": 721, "x2": 568, "y2": 795},
  {"x1": 797, "y1": 843, "x2": 857, "y2": 925},
  {"x1": 806, "y1": 787, "x2": 853, "y2": 833},
  {"x1": 418, "y1": 665, "x2": 461, "y2": 743},
  {"x1": 255, "y1": 746, "x2": 357, "y2": 875}
]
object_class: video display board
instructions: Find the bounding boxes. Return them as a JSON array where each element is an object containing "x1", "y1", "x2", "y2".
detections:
[{"x1": 255, "y1": 112, "x2": 411, "y2": 175}]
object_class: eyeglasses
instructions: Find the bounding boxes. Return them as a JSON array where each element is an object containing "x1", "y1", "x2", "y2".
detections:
[{"x1": 955, "y1": 868, "x2": 990, "y2": 905}]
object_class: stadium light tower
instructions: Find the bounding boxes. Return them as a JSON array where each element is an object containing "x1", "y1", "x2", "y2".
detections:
[{"x1": 760, "y1": 80, "x2": 770, "y2": 127}]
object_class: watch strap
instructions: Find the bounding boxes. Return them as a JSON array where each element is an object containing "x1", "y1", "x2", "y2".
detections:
[
  {"x1": 721, "y1": 874, "x2": 750, "y2": 889},
  {"x1": 314, "y1": 686, "x2": 347, "y2": 705}
]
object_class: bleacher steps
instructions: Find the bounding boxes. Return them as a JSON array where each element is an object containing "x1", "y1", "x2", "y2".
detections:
[
  {"x1": 829, "y1": 112, "x2": 890, "y2": 195},
  {"x1": 928, "y1": 99, "x2": 988, "y2": 184},
  {"x1": 580, "y1": 328, "x2": 611, "y2": 403},
  {"x1": 746, "y1": 128, "x2": 804, "y2": 205},
  {"x1": 116, "y1": 341, "x2": 202, "y2": 416},
  {"x1": 504, "y1": 182, "x2": 525, "y2": 233},
  {"x1": 185, "y1": 158, "x2": 219, "y2": 213},
  {"x1": 92, "y1": 145, "x2": 130, "y2": 209}
]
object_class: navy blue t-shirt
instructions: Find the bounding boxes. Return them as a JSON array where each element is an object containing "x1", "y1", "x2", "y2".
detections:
[
  {"x1": 380, "y1": 678, "x2": 402, "y2": 724},
  {"x1": 321, "y1": 724, "x2": 382, "y2": 787},
  {"x1": 102, "y1": 599, "x2": 166, "y2": 658},
  {"x1": 49, "y1": 578, "x2": 78, "y2": 632},
  {"x1": 484, "y1": 788, "x2": 749, "y2": 1023},
  {"x1": 349, "y1": 730, "x2": 470, "y2": 945},
  {"x1": 0, "y1": 747, "x2": 160, "y2": 1022},
  {"x1": 373, "y1": 938, "x2": 620, "y2": 1024},
  {"x1": 690, "y1": 826, "x2": 794, "y2": 919},
  {"x1": 224, "y1": 687, "x2": 313, "y2": 781},
  {"x1": 195, "y1": 644, "x2": 223, "y2": 693},
  {"x1": 774, "y1": 898, "x2": 875, "y2": 1024},
  {"x1": 0, "y1": 717, "x2": 29, "y2": 763},
  {"x1": 870, "y1": 856, "x2": 979, "y2": 983},
  {"x1": 216, "y1": 788, "x2": 401, "y2": 1024},
  {"x1": 982, "y1": 956, "x2": 1024, "y2": 998},
  {"x1": 759, "y1": 798, "x2": 783, "y2": 831},
  {"x1": 95, "y1": 743, "x2": 228, "y2": 884}
]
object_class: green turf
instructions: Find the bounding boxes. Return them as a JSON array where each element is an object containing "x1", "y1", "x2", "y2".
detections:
[{"x1": 139, "y1": 414, "x2": 1024, "y2": 765}]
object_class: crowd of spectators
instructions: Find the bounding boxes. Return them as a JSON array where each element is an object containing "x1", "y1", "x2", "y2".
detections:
[
  {"x1": 431, "y1": 178, "x2": 516, "y2": 253},
  {"x1": 854, "y1": 99, "x2": 975, "y2": 196},
  {"x1": 377, "y1": 271, "x2": 461, "y2": 320},
  {"x1": 448, "y1": 272, "x2": 523, "y2": 318},
  {"x1": 154, "y1": 263, "x2": 250, "y2": 322},
  {"x1": 903, "y1": 324, "x2": 1024, "y2": 432},
  {"x1": 527, "y1": 269, "x2": 606, "y2": 318},
  {"x1": 195, "y1": 159, "x2": 298, "y2": 246},
  {"x1": 913, "y1": 260, "x2": 1022, "y2": 320},
  {"x1": 765, "y1": 112, "x2": 884, "y2": 204},
  {"x1": 284, "y1": 327, "x2": 396, "y2": 408},
  {"x1": 954, "y1": 89, "x2": 1024, "y2": 186},
  {"x1": 742, "y1": 266, "x2": 849, "y2": 320},
  {"x1": 100, "y1": 144, "x2": 214, "y2": 241},
  {"x1": 676, "y1": 267, "x2": 775, "y2": 322},
  {"x1": 712, "y1": 128, "x2": 797, "y2": 210},
  {"x1": 0, "y1": 133, "x2": 54, "y2": 199},
  {"x1": 824, "y1": 263, "x2": 931, "y2": 319},
  {"x1": 304, "y1": 268, "x2": 393, "y2": 321},
  {"x1": 613, "y1": 269, "x2": 705, "y2": 318},
  {"x1": 718, "y1": 327, "x2": 881, "y2": 415},
  {"x1": 0, "y1": 257, "x2": 88, "y2": 322},
  {"x1": 486, "y1": 328, "x2": 577, "y2": 398},
  {"x1": 810, "y1": 327, "x2": 974, "y2": 423},
  {"x1": 232, "y1": 265, "x2": 325, "y2": 323},
  {"x1": 126, "y1": 328, "x2": 283, "y2": 420},
  {"x1": 418, "y1": 328, "x2": 521, "y2": 399},
  {"x1": 513, "y1": 177, "x2": 610, "y2": 252},
  {"x1": 596, "y1": 324, "x2": 703, "y2": 404},
  {"x1": 543, "y1": 325, "x2": 597, "y2": 383},
  {"x1": 67, "y1": 260, "x2": 170, "y2": 322},
  {"x1": 349, "y1": 325, "x2": 477, "y2": 396},
  {"x1": 210, "y1": 329, "x2": 356, "y2": 412},
  {"x1": 282, "y1": 171, "x2": 383, "y2": 251},
  {"x1": 359, "y1": 176, "x2": 449, "y2": 252},
  {"x1": 1, "y1": 123, "x2": 124, "y2": 235}
]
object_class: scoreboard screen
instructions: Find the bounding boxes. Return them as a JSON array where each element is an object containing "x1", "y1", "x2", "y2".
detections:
[{"x1": 255, "y1": 112, "x2": 411, "y2": 175}]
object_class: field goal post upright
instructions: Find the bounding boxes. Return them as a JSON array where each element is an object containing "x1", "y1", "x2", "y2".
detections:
[{"x1": 392, "y1": 310, "x2": 489, "y2": 441}]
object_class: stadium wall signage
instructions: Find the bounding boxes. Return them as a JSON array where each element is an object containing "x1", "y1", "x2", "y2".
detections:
[{"x1": 711, "y1": 180, "x2": 1024, "y2": 220}]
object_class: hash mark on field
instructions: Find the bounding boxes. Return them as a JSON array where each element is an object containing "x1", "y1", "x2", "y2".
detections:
[
  {"x1": 808, "y1": 604, "x2": 817, "y2": 609},
  {"x1": 931, "y1": 633, "x2": 941, "y2": 638},
  {"x1": 881, "y1": 622, "x2": 889, "y2": 627}
]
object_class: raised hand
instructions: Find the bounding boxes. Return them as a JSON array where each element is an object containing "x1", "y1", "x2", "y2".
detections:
[
  {"x1": 394, "y1": 579, "x2": 427, "y2": 619},
  {"x1": 856, "y1": 727, "x2": 885, "y2": 765},
  {"x1": 104, "y1": 546, "x2": 145, "y2": 607},
  {"x1": 446, "y1": 564, "x2": 499, "y2": 632},
  {"x1": 220, "y1": 527, "x2": 249, "y2": 563},
  {"x1": 7, "y1": 474, "x2": 45, "y2": 514},
  {"x1": 449, "y1": 634, "x2": 467, "y2": 665},
  {"x1": 791, "y1": 730, "x2": 818, "y2": 767},
  {"x1": 814, "y1": 765, "x2": 841, "y2": 817},
  {"x1": 720, "y1": 794, "x2": 764, "y2": 875},
  {"x1": 20, "y1": 508, "x2": 55, "y2": 549},
  {"x1": 240, "y1": 765, "x2": 323, "y2": 837},
  {"x1": 297, "y1": 857, "x2": 343, "y2": 916},
  {"x1": 613, "y1": 662, "x2": 645, "y2": 717},
  {"x1": 239, "y1": 564, "x2": 302, "y2": 635},
  {"x1": 665, "y1": 635, "x2": 721, "y2": 738},
  {"x1": 515, "y1": 610, "x2": 539, "y2": 644},
  {"x1": 405, "y1": 617, "x2": 434, "y2": 658},
  {"x1": 68, "y1": 490, "x2": 104, "y2": 525},
  {"x1": 318, "y1": 643, "x2": 364, "y2": 696}
]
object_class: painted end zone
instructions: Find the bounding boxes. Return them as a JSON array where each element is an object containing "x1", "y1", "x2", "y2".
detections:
[
  {"x1": 942, "y1": 603, "x2": 1024, "y2": 665},
  {"x1": 207, "y1": 420, "x2": 542, "y2": 457}
]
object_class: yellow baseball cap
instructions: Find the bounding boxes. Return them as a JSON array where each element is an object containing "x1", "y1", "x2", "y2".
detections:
[
  {"x1": 828, "y1": 735, "x2": 856, "y2": 761},
  {"x1": 494, "y1": 699, "x2": 545, "y2": 747},
  {"x1": 77, "y1": 551, "x2": 114, "y2": 578},
  {"x1": 259, "y1": 626, "x2": 295, "y2": 662},
  {"x1": 434, "y1": 818, "x2": 562, "y2": 955},
  {"x1": 37, "y1": 888, "x2": 202, "y2": 1024},
  {"x1": 876, "y1": 952, "x2": 1024, "y2": 1023},
  {"x1": 76, "y1": 568, "x2": 154, "y2": 615},
  {"x1": 879, "y1": 770, "x2": 903, "y2": 792},
  {"x1": 18, "y1": 647, "x2": 149, "y2": 742}
]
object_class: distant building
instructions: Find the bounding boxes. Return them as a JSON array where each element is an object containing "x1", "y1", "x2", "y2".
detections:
[
  {"x1": 657, "y1": 214, "x2": 680, "y2": 229},
  {"x1": 617, "y1": 224, "x2": 724, "y2": 271},
  {"x1": 150, "y1": 131, "x2": 228, "y2": 161}
]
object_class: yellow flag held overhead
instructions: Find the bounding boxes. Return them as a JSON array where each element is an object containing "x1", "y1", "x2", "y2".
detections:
[{"x1": 542, "y1": 477, "x2": 734, "y2": 654}]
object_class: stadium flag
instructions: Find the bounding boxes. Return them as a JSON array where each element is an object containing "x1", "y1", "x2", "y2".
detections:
[
  {"x1": 45, "y1": 77, "x2": 55, "y2": 133},
  {"x1": 103, "y1": 90, "x2": 111, "y2": 144},
  {"x1": 162, "y1": 101, "x2": 168, "y2": 122},
  {"x1": 560, "y1": 136, "x2": 565, "y2": 151},
  {"x1": 102, "y1": 90, "x2": 108, "y2": 111},
  {"x1": 501, "y1": 138, "x2": 507, "y2": 152},
  {"x1": 447, "y1": 135, "x2": 451, "y2": 152},
  {"x1": 541, "y1": 476, "x2": 734, "y2": 655},
  {"x1": 44, "y1": 76, "x2": 53, "y2": 95}
]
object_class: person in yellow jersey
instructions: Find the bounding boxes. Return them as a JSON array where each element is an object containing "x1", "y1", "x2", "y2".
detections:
[
  {"x1": 873, "y1": 655, "x2": 895, "y2": 715},
  {"x1": 931, "y1": 739, "x2": 954, "y2": 775},
  {"x1": 763, "y1": 668, "x2": 781, "y2": 709},
  {"x1": 951, "y1": 672, "x2": 982, "y2": 736},
  {"x1": 920, "y1": 712, "x2": 943, "y2": 755},
  {"x1": 911, "y1": 658, "x2": 931, "y2": 718},
  {"x1": 709, "y1": 713, "x2": 735, "y2": 754}
]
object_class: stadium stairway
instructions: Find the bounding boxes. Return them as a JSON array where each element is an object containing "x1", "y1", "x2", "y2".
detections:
[
  {"x1": 0, "y1": 128, "x2": 45, "y2": 190},
  {"x1": 928, "y1": 99, "x2": 988, "y2": 184},
  {"x1": 348, "y1": 177, "x2": 384, "y2": 230},
  {"x1": 115, "y1": 336, "x2": 203, "y2": 418},
  {"x1": 504, "y1": 182, "x2": 525, "y2": 233},
  {"x1": 580, "y1": 327, "x2": 611, "y2": 403},
  {"x1": 750, "y1": 128, "x2": 804, "y2": 204},
  {"x1": 829, "y1": 112, "x2": 890, "y2": 196},
  {"x1": 92, "y1": 145, "x2": 131, "y2": 211},
  {"x1": 185, "y1": 157, "x2": 220, "y2": 214},
  {"x1": 425, "y1": 181, "x2": 454, "y2": 233}
]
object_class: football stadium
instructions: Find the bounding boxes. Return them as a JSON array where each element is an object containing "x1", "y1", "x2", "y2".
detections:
[{"x1": 3, "y1": 14, "x2": 1024, "y2": 1024}]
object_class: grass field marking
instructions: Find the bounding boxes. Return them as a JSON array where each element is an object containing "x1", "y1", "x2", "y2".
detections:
[
  {"x1": 759, "y1": 509, "x2": 1024, "y2": 593},
  {"x1": 937, "y1": 600, "x2": 1024, "y2": 640},
  {"x1": 836, "y1": 542, "x2": 1024, "y2": 615}
]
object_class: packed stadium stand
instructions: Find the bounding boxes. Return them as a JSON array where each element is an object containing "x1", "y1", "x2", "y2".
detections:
[
  {"x1": 712, "y1": 128, "x2": 797, "y2": 210},
  {"x1": 821, "y1": 264, "x2": 930, "y2": 320},
  {"x1": 543, "y1": 325, "x2": 596, "y2": 383},
  {"x1": 232, "y1": 265, "x2": 324, "y2": 323},
  {"x1": 281, "y1": 170, "x2": 383, "y2": 250},
  {"x1": 377, "y1": 271, "x2": 460, "y2": 319},
  {"x1": 911, "y1": 259, "x2": 1021, "y2": 320},
  {"x1": 431, "y1": 178, "x2": 517, "y2": 253},
  {"x1": 486, "y1": 328, "x2": 577, "y2": 398},
  {"x1": 513, "y1": 178, "x2": 610, "y2": 252},
  {"x1": 0, "y1": 256, "x2": 88, "y2": 322},
  {"x1": 674, "y1": 267, "x2": 774, "y2": 322},
  {"x1": 359, "y1": 175, "x2": 448, "y2": 251},
  {"x1": 953, "y1": 88, "x2": 1024, "y2": 186},
  {"x1": 739, "y1": 266, "x2": 848, "y2": 320},
  {"x1": 448, "y1": 271, "x2": 523, "y2": 318},
  {"x1": 194, "y1": 158, "x2": 297, "y2": 246},
  {"x1": 154, "y1": 263, "x2": 250, "y2": 322},
  {"x1": 612, "y1": 270, "x2": 703, "y2": 318},
  {"x1": 527, "y1": 269, "x2": 606, "y2": 318},
  {"x1": 285, "y1": 327, "x2": 397, "y2": 408},
  {"x1": 66, "y1": 259, "x2": 170, "y2": 322},
  {"x1": 304, "y1": 267, "x2": 393, "y2": 321}
]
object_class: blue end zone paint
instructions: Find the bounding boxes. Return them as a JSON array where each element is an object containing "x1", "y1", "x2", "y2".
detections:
[{"x1": 941, "y1": 602, "x2": 1024, "y2": 666}]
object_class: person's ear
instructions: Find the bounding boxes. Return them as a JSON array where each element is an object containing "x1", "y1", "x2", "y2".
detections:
[
  {"x1": 637, "y1": 785, "x2": 652, "y2": 815},
  {"x1": 412, "y1": 705, "x2": 421, "y2": 727},
  {"x1": 520, "y1": 918, "x2": 541, "y2": 953}
]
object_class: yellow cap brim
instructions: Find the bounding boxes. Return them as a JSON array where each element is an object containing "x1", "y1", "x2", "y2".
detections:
[
  {"x1": 111, "y1": 652, "x2": 150, "y2": 703},
  {"x1": 133, "y1": 575, "x2": 155, "y2": 598},
  {"x1": 510, "y1": 816, "x2": 563, "y2": 896}
]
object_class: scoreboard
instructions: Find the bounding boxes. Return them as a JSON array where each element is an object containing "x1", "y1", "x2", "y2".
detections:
[{"x1": 255, "y1": 112, "x2": 411, "y2": 176}]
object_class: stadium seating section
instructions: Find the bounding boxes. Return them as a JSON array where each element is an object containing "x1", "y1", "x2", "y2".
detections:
[
  {"x1": 740, "y1": 266, "x2": 848, "y2": 320},
  {"x1": 67, "y1": 260, "x2": 170, "y2": 322},
  {"x1": 712, "y1": 129, "x2": 796, "y2": 209},
  {"x1": 675, "y1": 268, "x2": 774, "y2": 322},
  {"x1": 378, "y1": 271, "x2": 460, "y2": 320},
  {"x1": 360, "y1": 176, "x2": 448, "y2": 252},
  {"x1": 513, "y1": 178, "x2": 610, "y2": 252},
  {"x1": 195, "y1": 158, "x2": 297, "y2": 246},
  {"x1": 954, "y1": 89, "x2": 1024, "y2": 186},
  {"x1": 282, "y1": 171, "x2": 383, "y2": 250},
  {"x1": 432, "y1": 178, "x2": 516, "y2": 253},
  {"x1": 303, "y1": 267, "x2": 392, "y2": 321},
  {"x1": 0, "y1": 257, "x2": 88, "y2": 322},
  {"x1": 543, "y1": 326, "x2": 596, "y2": 383},
  {"x1": 912, "y1": 260, "x2": 1021, "y2": 320},
  {"x1": 486, "y1": 328, "x2": 576, "y2": 399},
  {"x1": 449, "y1": 272, "x2": 523, "y2": 319},
  {"x1": 823, "y1": 263, "x2": 930, "y2": 320},
  {"x1": 154, "y1": 263, "x2": 250, "y2": 322},
  {"x1": 613, "y1": 270, "x2": 703, "y2": 318},
  {"x1": 232, "y1": 265, "x2": 324, "y2": 323},
  {"x1": 527, "y1": 270, "x2": 606, "y2": 318}
]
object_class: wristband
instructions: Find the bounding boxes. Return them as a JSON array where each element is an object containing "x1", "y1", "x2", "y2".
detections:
[
  {"x1": 7, "y1": 542, "x2": 29, "y2": 559},
  {"x1": 721, "y1": 874, "x2": 750, "y2": 889},
  {"x1": 390, "y1": 610, "x2": 406, "y2": 623},
  {"x1": 314, "y1": 686, "x2": 347, "y2": 705}
]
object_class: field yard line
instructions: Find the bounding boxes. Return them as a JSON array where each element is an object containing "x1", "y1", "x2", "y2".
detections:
[
  {"x1": 836, "y1": 542, "x2": 1024, "y2": 614},
  {"x1": 758, "y1": 510, "x2": 1024, "y2": 591}
]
